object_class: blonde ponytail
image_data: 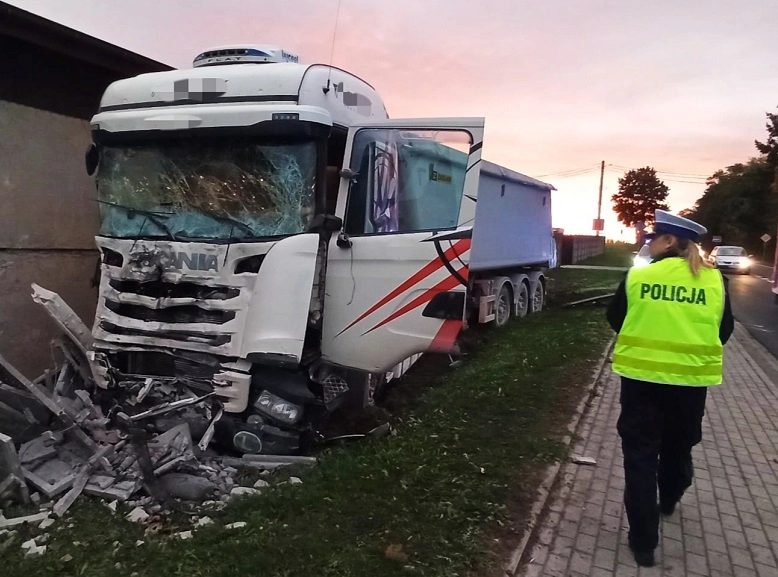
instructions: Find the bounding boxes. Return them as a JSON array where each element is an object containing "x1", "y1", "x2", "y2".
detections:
[{"x1": 679, "y1": 239, "x2": 713, "y2": 277}]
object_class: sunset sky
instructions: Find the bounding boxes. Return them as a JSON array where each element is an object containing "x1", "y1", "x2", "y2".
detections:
[{"x1": 9, "y1": 0, "x2": 777, "y2": 238}]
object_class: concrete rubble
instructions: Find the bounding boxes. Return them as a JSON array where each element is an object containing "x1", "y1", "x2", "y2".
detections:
[{"x1": 0, "y1": 285, "x2": 317, "y2": 539}]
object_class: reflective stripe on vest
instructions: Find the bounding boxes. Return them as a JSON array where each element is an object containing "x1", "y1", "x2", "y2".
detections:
[{"x1": 612, "y1": 257, "x2": 724, "y2": 386}]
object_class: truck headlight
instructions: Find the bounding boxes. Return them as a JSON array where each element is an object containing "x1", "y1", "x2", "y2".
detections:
[{"x1": 254, "y1": 390, "x2": 303, "y2": 425}]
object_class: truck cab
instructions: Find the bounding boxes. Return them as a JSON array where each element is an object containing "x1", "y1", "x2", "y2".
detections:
[{"x1": 85, "y1": 45, "x2": 489, "y2": 454}]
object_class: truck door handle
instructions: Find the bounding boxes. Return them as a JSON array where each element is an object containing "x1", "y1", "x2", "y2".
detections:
[{"x1": 337, "y1": 231, "x2": 353, "y2": 248}]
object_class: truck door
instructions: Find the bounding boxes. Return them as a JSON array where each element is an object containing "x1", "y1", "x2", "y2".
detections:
[{"x1": 321, "y1": 118, "x2": 485, "y2": 372}]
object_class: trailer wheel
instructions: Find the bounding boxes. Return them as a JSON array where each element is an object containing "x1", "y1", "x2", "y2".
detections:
[
  {"x1": 495, "y1": 283, "x2": 513, "y2": 327},
  {"x1": 516, "y1": 281, "x2": 530, "y2": 318},
  {"x1": 530, "y1": 281, "x2": 544, "y2": 313}
]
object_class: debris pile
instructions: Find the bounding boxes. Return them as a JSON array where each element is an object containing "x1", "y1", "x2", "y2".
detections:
[{"x1": 0, "y1": 286, "x2": 316, "y2": 535}]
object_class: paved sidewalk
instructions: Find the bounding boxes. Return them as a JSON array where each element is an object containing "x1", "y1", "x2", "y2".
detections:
[{"x1": 520, "y1": 324, "x2": 778, "y2": 577}]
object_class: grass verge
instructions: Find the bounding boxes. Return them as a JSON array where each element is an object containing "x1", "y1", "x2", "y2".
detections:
[
  {"x1": 4, "y1": 271, "x2": 614, "y2": 577},
  {"x1": 546, "y1": 266, "x2": 625, "y2": 307},
  {"x1": 578, "y1": 243, "x2": 636, "y2": 268}
]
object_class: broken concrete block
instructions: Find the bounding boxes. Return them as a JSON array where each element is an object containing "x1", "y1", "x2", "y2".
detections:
[
  {"x1": 31, "y1": 284, "x2": 94, "y2": 356},
  {"x1": 0, "y1": 433, "x2": 28, "y2": 502},
  {"x1": 25, "y1": 543, "x2": 47, "y2": 557},
  {"x1": 176, "y1": 530, "x2": 192, "y2": 540},
  {"x1": 105, "y1": 501, "x2": 118, "y2": 513},
  {"x1": 126, "y1": 507, "x2": 149, "y2": 523},
  {"x1": 224, "y1": 521, "x2": 246, "y2": 530},
  {"x1": 229, "y1": 487, "x2": 261, "y2": 499},
  {"x1": 39, "y1": 517, "x2": 55, "y2": 530},
  {"x1": 0, "y1": 511, "x2": 49, "y2": 528},
  {"x1": 289, "y1": 477, "x2": 302, "y2": 485},
  {"x1": 53, "y1": 469, "x2": 89, "y2": 518},
  {"x1": 84, "y1": 479, "x2": 138, "y2": 502},
  {"x1": 252, "y1": 479, "x2": 271, "y2": 489},
  {"x1": 60, "y1": 553, "x2": 73, "y2": 562},
  {"x1": 159, "y1": 473, "x2": 217, "y2": 501},
  {"x1": 196, "y1": 516, "x2": 213, "y2": 527},
  {"x1": 0, "y1": 355, "x2": 100, "y2": 456},
  {"x1": 19, "y1": 436, "x2": 57, "y2": 466},
  {"x1": 23, "y1": 462, "x2": 76, "y2": 498},
  {"x1": 149, "y1": 424, "x2": 194, "y2": 461},
  {"x1": 41, "y1": 431, "x2": 64, "y2": 447},
  {"x1": 571, "y1": 455, "x2": 597, "y2": 466},
  {"x1": 87, "y1": 474, "x2": 116, "y2": 490}
]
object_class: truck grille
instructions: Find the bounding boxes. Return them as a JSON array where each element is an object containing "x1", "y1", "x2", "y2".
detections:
[
  {"x1": 109, "y1": 350, "x2": 220, "y2": 380},
  {"x1": 104, "y1": 300, "x2": 235, "y2": 325},
  {"x1": 100, "y1": 322, "x2": 231, "y2": 347},
  {"x1": 109, "y1": 279, "x2": 239, "y2": 301}
]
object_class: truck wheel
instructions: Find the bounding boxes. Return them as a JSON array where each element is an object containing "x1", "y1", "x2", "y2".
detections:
[
  {"x1": 495, "y1": 283, "x2": 513, "y2": 327},
  {"x1": 516, "y1": 282, "x2": 529, "y2": 318},
  {"x1": 530, "y1": 281, "x2": 544, "y2": 313}
]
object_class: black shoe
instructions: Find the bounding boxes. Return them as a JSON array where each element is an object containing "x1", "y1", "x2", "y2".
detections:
[
  {"x1": 660, "y1": 499, "x2": 678, "y2": 516},
  {"x1": 629, "y1": 544, "x2": 656, "y2": 567}
]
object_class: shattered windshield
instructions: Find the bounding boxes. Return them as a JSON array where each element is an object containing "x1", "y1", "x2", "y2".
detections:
[{"x1": 96, "y1": 138, "x2": 316, "y2": 241}]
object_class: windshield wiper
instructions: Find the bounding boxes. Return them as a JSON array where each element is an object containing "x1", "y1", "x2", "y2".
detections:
[{"x1": 96, "y1": 200, "x2": 179, "y2": 242}]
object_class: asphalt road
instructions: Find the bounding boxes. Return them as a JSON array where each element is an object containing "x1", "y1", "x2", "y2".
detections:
[{"x1": 726, "y1": 262, "x2": 778, "y2": 357}]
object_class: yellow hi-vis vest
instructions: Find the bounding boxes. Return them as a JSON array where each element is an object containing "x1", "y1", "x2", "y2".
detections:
[{"x1": 612, "y1": 257, "x2": 725, "y2": 386}]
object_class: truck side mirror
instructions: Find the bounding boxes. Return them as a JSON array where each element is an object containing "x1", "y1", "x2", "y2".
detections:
[{"x1": 85, "y1": 143, "x2": 99, "y2": 176}]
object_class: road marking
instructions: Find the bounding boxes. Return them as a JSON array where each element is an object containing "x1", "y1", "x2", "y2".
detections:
[{"x1": 748, "y1": 324, "x2": 774, "y2": 333}]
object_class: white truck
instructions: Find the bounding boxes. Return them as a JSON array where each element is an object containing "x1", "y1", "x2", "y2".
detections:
[{"x1": 84, "y1": 45, "x2": 556, "y2": 454}]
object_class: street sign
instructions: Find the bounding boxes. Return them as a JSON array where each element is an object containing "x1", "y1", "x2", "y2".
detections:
[
  {"x1": 761, "y1": 234, "x2": 771, "y2": 243},
  {"x1": 712, "y1": 235, "x2": 722, "y2": 244},
  {"x1": 592, "y1": 219, "x2": 604, "y2": 231}
]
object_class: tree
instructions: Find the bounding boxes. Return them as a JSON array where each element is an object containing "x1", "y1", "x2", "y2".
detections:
[
  {"x1": 611, "y1": 167, "x2": 669, "y2": 228},
  {"x1": 755, "y1": 107, "x2": 778, "y2": 167},
  {"x1": 755, "y1": 107, "x2": 778, "y2": 193},
  {"x1": 683, "y1": 158, "x2": 775, "y2": 253}
]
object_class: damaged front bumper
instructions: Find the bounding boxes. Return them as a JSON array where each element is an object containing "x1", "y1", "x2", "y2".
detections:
[
  {"x1": 87, "y1": 346, "x2": 316, "y2": 455},
  {"x1": 88, "y1": 347, "x2": 251, "y2": 413}
]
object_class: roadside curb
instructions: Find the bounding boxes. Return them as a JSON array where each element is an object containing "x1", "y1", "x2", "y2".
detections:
[{"x1": 504, "y1": 334, "x2": 617, "y2": 576}]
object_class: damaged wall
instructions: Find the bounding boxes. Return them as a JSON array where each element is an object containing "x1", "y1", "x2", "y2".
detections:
[{"x1": 0, "y1": 101, "x2": 99, "y2": 378}]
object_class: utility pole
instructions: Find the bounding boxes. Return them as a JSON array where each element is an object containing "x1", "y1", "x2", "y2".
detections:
[{"x1": 595, "y1": 160, "x2": 605, "y2": 237}]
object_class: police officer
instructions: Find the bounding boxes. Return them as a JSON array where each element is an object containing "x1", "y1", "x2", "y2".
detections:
[{"x1": 606, "y1": 210, "x2": 734, "y2": 567}]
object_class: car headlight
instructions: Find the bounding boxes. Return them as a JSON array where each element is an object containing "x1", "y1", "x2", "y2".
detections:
[
  {"x1": 739, "y1": 258, "x2": 752, "y2": 268},
  {"x1": 254, "y1": 390, "x2": 303, "y2": 425}
]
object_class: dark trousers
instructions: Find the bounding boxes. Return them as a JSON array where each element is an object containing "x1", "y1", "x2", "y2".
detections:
[{"x1": 617, "y1": 377, "x2": 707, "y2": 551}]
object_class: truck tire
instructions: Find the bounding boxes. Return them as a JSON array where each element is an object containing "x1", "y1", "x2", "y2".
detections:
[
  {"x1": 530, "y1": 281, "x2": 544, "y2": 313},
  {"x1": 495, "y1": 283, "x2": 513, "y2": 327},
  {"x1": 516, "y1": 281, "x2": 529, "y2": 318}
]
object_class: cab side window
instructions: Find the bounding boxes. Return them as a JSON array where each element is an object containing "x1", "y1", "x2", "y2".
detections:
[{"x1": 344, "y1": 128, "x2": 471, "y2": 236}]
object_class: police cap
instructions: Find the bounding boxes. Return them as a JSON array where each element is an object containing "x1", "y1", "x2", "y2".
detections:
[{"x1": 645, "y1": 209, "x2": 707, "y2": 242}]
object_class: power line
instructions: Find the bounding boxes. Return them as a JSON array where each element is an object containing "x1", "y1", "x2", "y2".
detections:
[
  {"x1": 534, "y1": 164, "x2": 601, "y2": 178},
  {"x1": 608, "y1": 164, "x2": 710, "y2": 179},
  {"x1": 604, "y1": 167, "x2": 708, "y2": 185}
]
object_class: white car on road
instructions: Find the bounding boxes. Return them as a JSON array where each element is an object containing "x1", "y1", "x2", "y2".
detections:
[{"x1": 708, "y1": 245, "x2": 752, "y2": 275}]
